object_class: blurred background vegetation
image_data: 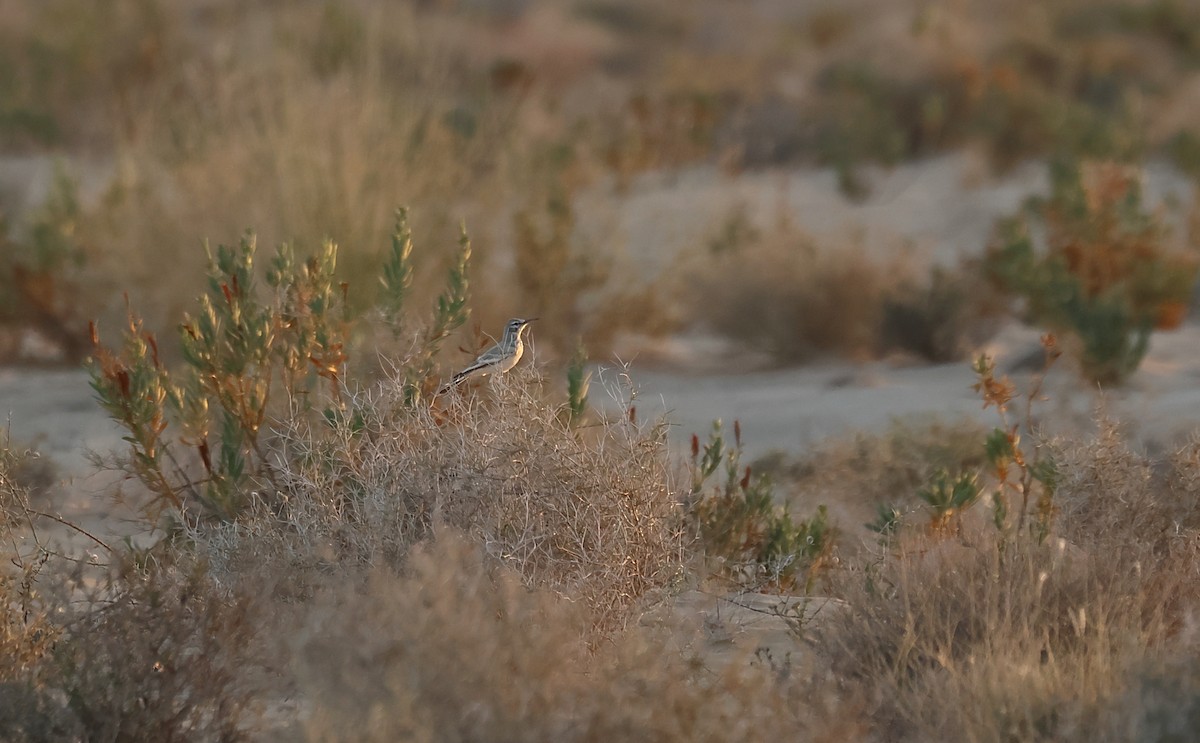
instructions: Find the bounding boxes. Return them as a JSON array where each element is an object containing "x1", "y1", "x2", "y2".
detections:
[{"x1": 1, "y1": 0, "x2": 1199, "y2": 378}]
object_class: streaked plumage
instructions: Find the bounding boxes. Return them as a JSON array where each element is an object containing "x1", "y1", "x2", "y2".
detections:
[{"x1": 440, "y1": 318, "x2": 536, "y2": 393}]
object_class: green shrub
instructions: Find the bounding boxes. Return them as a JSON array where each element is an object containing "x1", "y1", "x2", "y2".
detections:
[
  {"x1": 986, "y1": 159, "x2": 1198, "y2": 384},
  {"x1": 88, "y1": 209, "x2": 470, "y2": 527},
  {"x1": 689, "y1": 421, "x2": 834, "y2": 592},
  {"x1": 0, "y1": 164, "x2": 89, "y2": 361}
]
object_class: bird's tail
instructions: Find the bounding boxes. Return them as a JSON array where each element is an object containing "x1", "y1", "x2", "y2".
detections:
[{"x1": 438, "y1": 362, "x2": 487, "y2": 395}]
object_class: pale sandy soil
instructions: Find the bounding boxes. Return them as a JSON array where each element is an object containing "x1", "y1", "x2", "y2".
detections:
[{"x1": 596, "y1": 318, "x2": 1200, "y2": 462}]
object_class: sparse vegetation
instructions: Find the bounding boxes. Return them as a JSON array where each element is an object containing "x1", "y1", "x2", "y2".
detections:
[
  {"x1": 8, "y1": 1, "x2": 1200, "y2": 740},
  {"x1": 690, "y1": 421, "x2": 834, "y2": 592},
  {"x1": 815, "y1": 419, "x2": 1200, "y2": 742}
]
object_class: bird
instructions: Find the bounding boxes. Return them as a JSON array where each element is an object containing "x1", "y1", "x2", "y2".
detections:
[{"x1": 439, "y1": 317, "x2": 537, "y2": 393}]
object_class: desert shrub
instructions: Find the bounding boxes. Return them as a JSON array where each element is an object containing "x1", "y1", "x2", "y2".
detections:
[
  {"x1": 687, "y1": 211, "x2": 993, "y2": 364},
  {"x1": 814, "y1": 417, "x2": 1200, "y2": 743},
  {"x1": 295, "y1": 531, "x2": 813, "y2": 743},
  {"x1": 986, "y1": 159, "x2": 1199, "y2": 383},
  {"x1": 0, "y1": 560, "x2": 266, "y2": 742},
  {"x1": 880, "y1": 266, "x2": 998, "y2": 362},
  {"x1": 35, "y1": 563, "x2": 265, "y2": 743},
  {"x1": 685, "y1": 215, "x2": 899, "y2": 362},
  {"x1": 198, "y1": 364, "x2": 682, "y2": 631},
  {"x1": 89, "y1": 235, "x2": 352, "y2": 524},
  {"x1": 0, "y1": 432, "x2": 266, "y2": 742},
  {"x1": 0, "y1": 165, "x2": 89, "y2": 362},
  {"x1": 972, "y1": 345, "x2": 1062, "y2": 537},
  {"x1": 91, "y1": 206, "x2": 683, "y2": 629},
  {"x1": 89, "y1": 209, "x2": 474, "y2": 526},
  {"x1": 0, "y1": 437, "x2": 58, "y2": 688},
  {"x1": 689, "y1": 421, "x2": 834, "y2": 592}
]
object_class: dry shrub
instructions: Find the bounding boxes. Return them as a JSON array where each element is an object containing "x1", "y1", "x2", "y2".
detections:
[
  {"x1": 20, "y1": 564, "x2": 266, "y2": 743},
  {"x1": 880, "y1": 266, "x2": 1002, "y2": 362},
  {"x1": 0, "y1": 440, "x2": 58, "y2": 697},
  {"x1": 195, "y1": 365, "x2": 683, "y2": 631},
  {"x1": 294, "y1": 531, "x2": 824, "y2": 743},
  {"x1": 817, "y1": 530, "x2": 1195, "y2": 742},
  {"x1": 685, "y1": 213, "x2": 992, "y2": 363},
  {"x1": 812, "y1": 418, "x2": 1200, "y2": 742},
  {"x1": 685, "y1": 216, "x2": 901, "y2": 362},
  {"x1": 0, "y1": 434, "x2": 267, "y2": 742},
  {"x1": 0, "y1": 555, "x2": 266, "y2": 742},
  {"x1": 0, "y1": 564, "x2": 270, "y2": 743},
  {"x1": 0, "y1": 559, "x2": 267, "y2": 742},
  {"x1": 1055, "y1": 419, "x2": 1200, "y2": 553}
]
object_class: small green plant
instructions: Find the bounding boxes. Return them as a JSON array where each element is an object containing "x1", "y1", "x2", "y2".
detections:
[
  {"x1": 865, "y1": 503, "x2": 903, "y2": 539},
  {"x1": 986, "y1": 159, "x2": 1198, "y2": 384},
  {"x1": 564, "y1": 342, "x2": 591, "y2": 430},
  {"x1": 90, "y1": 233, "x2": 348, "y2": 523},
  {"x1": 690, "y1": 420, "x2": 834, "y2": 591},
  {"x1": 917, "y1": 468, "x2": 982, "y2": 533},
  {"x1": 972, "y1": 336, "x2": 1061, "y2": 539},
  {"x1": 403, "y1": 224, "x2": 472, "y2": 404},
  {"x1": 379, "y1": 206, "x2": 416, "y2": 331}
]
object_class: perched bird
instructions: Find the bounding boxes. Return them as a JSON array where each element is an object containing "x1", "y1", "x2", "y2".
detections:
[{"x1": 439, "y1": 317, "x2": 536, "y2": 393}]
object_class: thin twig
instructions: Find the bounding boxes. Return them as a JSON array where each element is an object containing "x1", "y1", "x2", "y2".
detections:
[{"x1": 27, "y1": 509, "x2": 114, "y2": 552}]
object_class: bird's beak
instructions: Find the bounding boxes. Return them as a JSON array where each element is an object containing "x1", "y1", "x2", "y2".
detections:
[{"x1": 525, "y1": 317, "x2": 539, "y2": 324}]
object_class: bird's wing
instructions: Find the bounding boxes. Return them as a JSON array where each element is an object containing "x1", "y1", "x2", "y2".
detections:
[{"x1": 472, "y1": 342, "x2": 506, "y2": 365}]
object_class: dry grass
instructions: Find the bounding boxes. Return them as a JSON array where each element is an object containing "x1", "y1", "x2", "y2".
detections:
[
  {"x1": 683, "y1": 215, "x2": 904, "y2": 362},
  {"x1": 292, "y1": 532, "x2": 834, "y2": 743},
  {"x1": 0, "y1": 435, "x2": 269, "y2": 741},
  {"x1": 16, "y1": 364, "x2": 1200, "y2": 740},
  {"x1": 5, "y1": 0, "x2": 1199, "y2": 362},
  {"x1": 810, "y1": 418, "x2": 1200, "y2": 742}
]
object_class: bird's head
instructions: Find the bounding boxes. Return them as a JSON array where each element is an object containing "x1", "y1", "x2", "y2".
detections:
[{"x1": 507, "y1": 317, "x2": 537, "y2": 338}]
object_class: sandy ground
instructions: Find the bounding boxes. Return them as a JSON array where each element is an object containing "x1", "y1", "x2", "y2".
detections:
[
  {"x1": 579, "y1": 151, "x2": 1195, "y2": 276},
  {"x1": 594, "y1": 318, "x2": 1200, "y2": 462}
]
